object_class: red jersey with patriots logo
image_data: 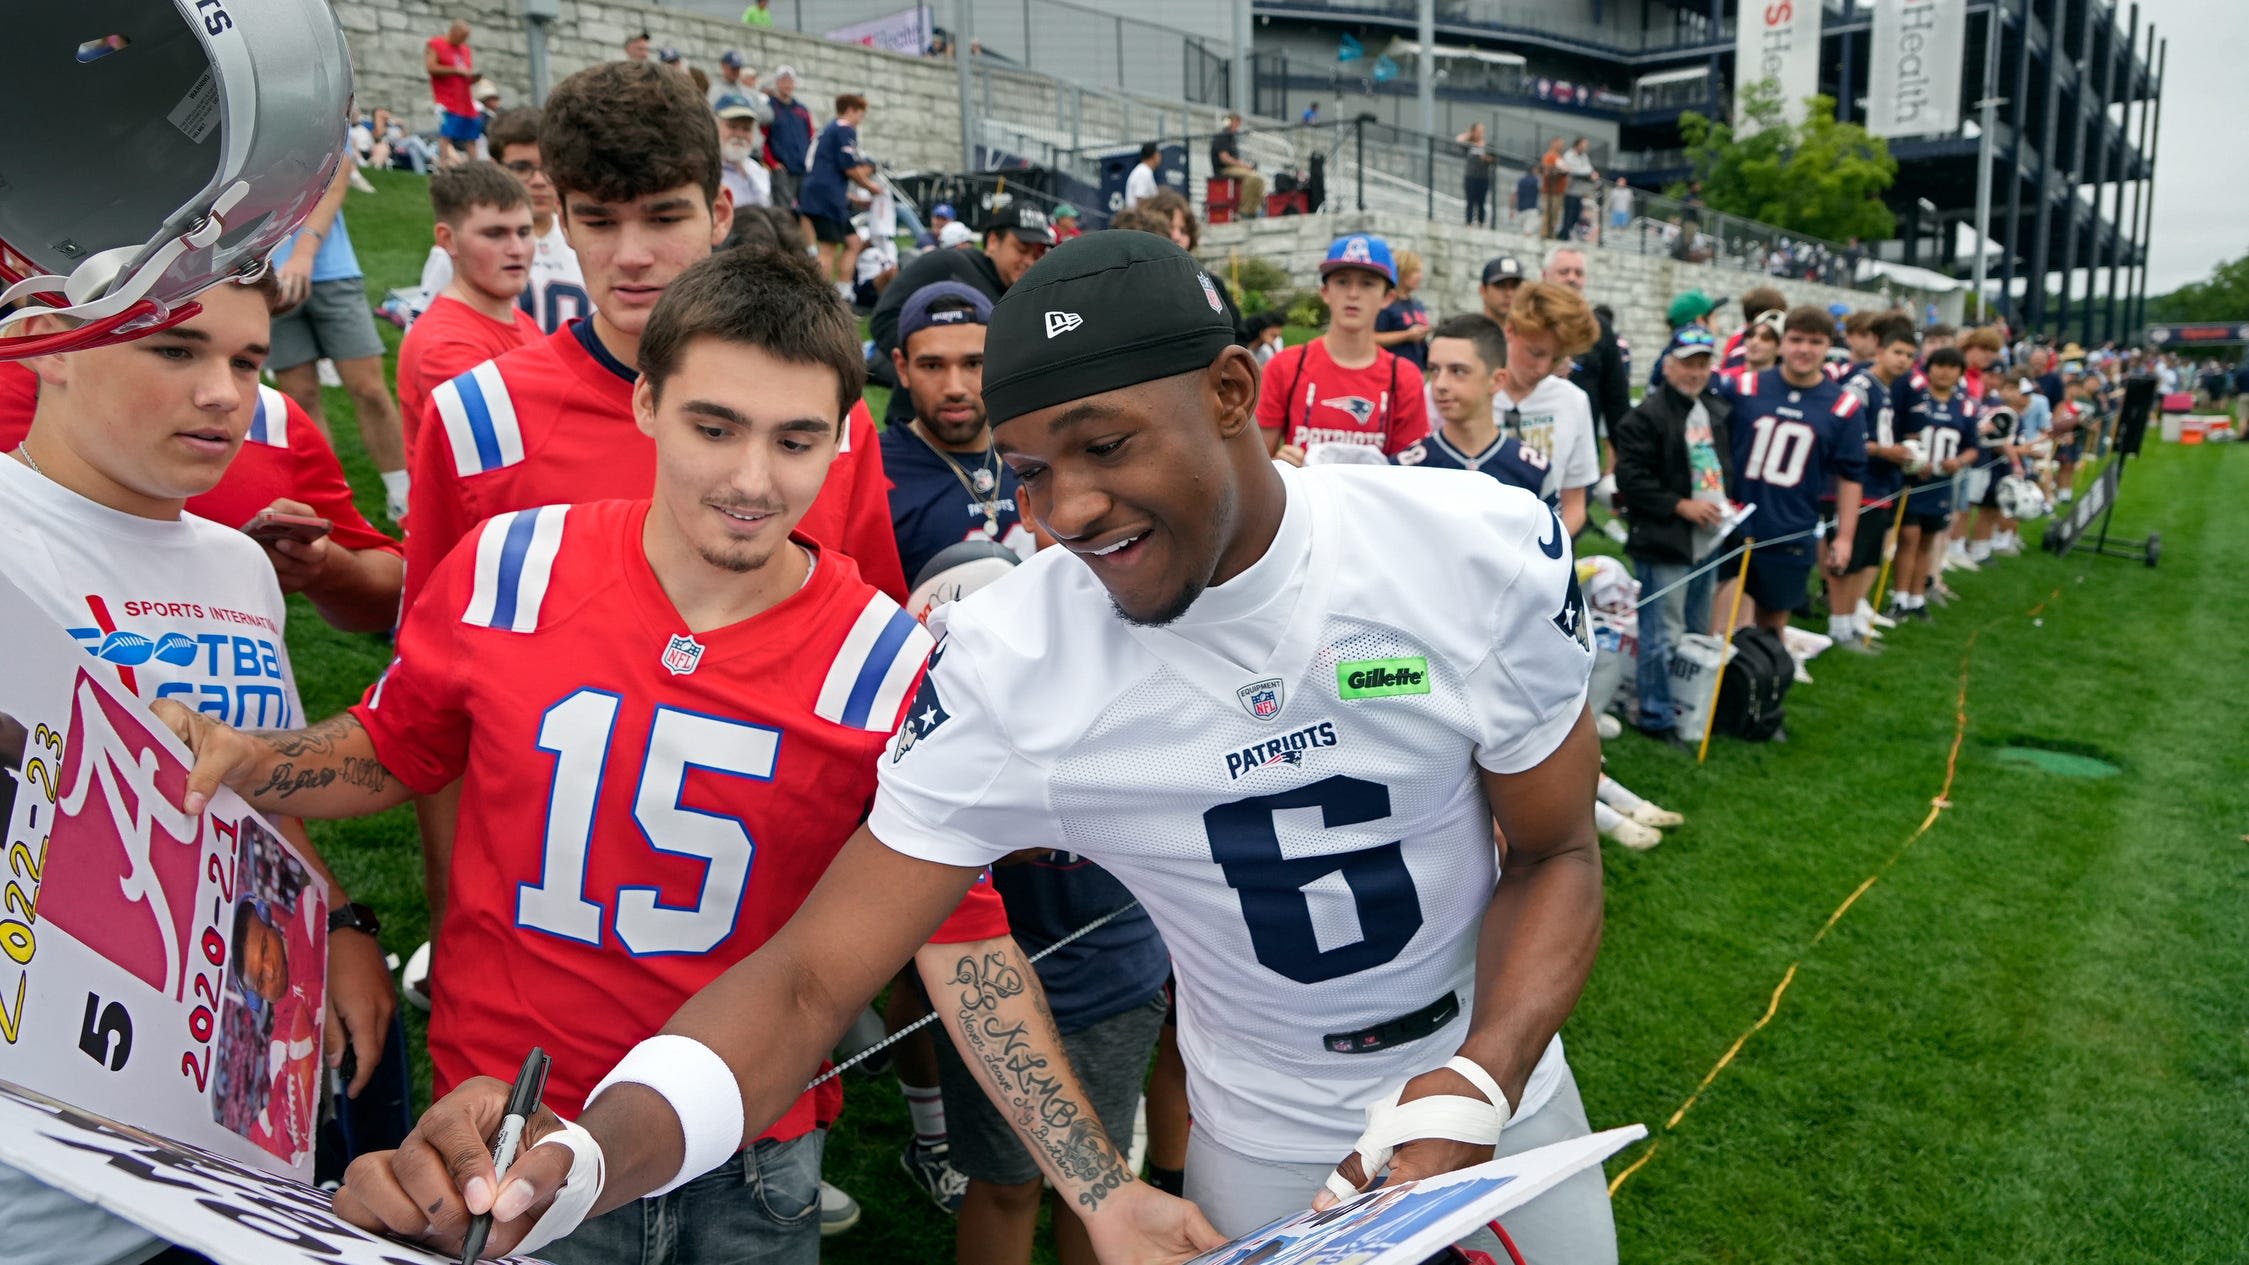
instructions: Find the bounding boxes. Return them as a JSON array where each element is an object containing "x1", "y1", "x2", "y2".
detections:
[
  {"x1": 404, "y1": 319, "x2": 905, "y2": 614},
  {"x1": 354, "y1": 498, "x2": 1006, "y2": 1124},
  {"x1": 0, "y1": 366, "x2": 399, "y2": 558},
  {"x1": 1254, "y1": 339, "x2": 1430, "y2": 456}
]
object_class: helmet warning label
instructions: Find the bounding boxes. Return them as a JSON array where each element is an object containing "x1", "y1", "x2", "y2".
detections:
[{"x1": 168, "y1": 70, "x2": 221, "y2": 145}]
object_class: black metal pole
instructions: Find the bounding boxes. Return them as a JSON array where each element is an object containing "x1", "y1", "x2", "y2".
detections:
[
  {"x1": 2079, "y1": 8, "x2": 2115, "y2": 349},
  {"x1": 2133, "y1": 40, "x2": 2164, "y2": 338},
  {"x1": 2000, "y1": 0, "x2": 2032, "y2": 323},
  {"x1": 2025, "y1": 0, "x2": 2067, "y2": 332},
  {"x1": 1356, "y1": 116, "x2": 1366, "y2": 211},
  {"x1": 2055, "y1": 0, "x2": 2094, "y2": 340},
  {"x1": 2102, "y1": 5, "x2": 2138, "y2": 344}
]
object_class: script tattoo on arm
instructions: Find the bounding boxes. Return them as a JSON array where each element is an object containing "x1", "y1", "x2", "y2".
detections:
[
  {"x1": 247, "y1": 715, "x2": 393, "y2": 803},
  {"x1": 950, "y1": 945, "x2": 1133, "y2": 1214}
]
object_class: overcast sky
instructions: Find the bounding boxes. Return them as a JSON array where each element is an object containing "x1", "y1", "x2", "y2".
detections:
[{"x1": 2125, "y1": 0, "x2": 2243, "y2": 291}]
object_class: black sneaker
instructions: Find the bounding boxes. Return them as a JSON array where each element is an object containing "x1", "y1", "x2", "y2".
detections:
[{"x1": 901, "y1": 1140, "x2": 969, "y2": 1214}]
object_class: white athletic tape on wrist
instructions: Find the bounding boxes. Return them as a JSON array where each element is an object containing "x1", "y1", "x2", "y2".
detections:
[
  {"x1": 586, "y1": 1034, "x2": 744, "y2": 1198},
  {"x1": 1322, "y1": 1056, "x2": 1511, "y2": 1204},
  {"x1": 511, "y1": 1117, "x2": 605, "y2": 1258}
]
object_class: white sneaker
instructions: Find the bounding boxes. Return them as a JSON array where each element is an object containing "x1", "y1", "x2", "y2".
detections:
[
  {"x1": 1595, "y1": 713, "x2": 1622, "y2": 740},
  {"x1": 820, "y1": 1182, "x2": 862, "y2": 1237},
  {"x1": 1603, "y1": 817, "x2": 1662, "y2": 850},
  {"x1": 2059, "y1": 488, "x2": 2074, "y2": 504},
  {"x1": 1860, "y1": 601, "x2": 1898, "y2": 630},
  {"x1": 1628, "y1": 802, "x2": 1684, "y2": 828},
  {"x1": 1602, "y1": 518, "x2": 1629, "y2": 544},
  {"x1": 401, "y1": 940, "x2": 432, "y2": 1012},
  {"x1": 348, "y1": 167, "x2": 377, "y2": 194}
]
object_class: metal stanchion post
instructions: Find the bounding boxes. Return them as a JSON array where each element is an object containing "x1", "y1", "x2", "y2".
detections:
[{"x1": 1698, "y1": 539, "x2": 1755, "y2": 765}]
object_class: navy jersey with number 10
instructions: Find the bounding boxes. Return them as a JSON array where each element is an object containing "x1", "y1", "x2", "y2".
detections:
[{"x1": 1718, "y1": 368, "x2": 1868, "y2": 538}]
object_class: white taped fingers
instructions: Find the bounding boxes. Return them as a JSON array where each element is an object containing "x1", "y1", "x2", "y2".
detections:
[
  {"x1": 512, "y1": 1118, "x2": 606, "y2": 1257},
  {"x1": 1321, "y1": 1056, "x2": 1513, "y2": 1203},
  {"x1": 585, "y1": 1034, "x2": 745, "y2": 1197}
]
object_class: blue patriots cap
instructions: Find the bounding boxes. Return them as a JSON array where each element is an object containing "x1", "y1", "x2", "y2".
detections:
[
  {"x1": 898, "y1": 281, "x2": 993, "y2": 346},
  {"x1": 1320, "y1": 234, "x2": 1396, "y2": 285}
]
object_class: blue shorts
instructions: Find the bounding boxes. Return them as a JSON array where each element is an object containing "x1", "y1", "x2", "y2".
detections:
[
  {"x1": 1744, "y1": 541, "x2": 1816, "y2": 613},
  {"x1": 439, "y1": 110, "x2": 484, "y2": 143}
]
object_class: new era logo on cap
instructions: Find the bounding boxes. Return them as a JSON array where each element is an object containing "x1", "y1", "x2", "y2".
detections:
[{"x1": 1045, "y1": 311, "x2": 1083, "y2": 338}]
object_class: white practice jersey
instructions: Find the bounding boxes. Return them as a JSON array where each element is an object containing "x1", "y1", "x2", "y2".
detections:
[{"x1": 870, "y1": 463, "x2": 1593, "y2": 1161}]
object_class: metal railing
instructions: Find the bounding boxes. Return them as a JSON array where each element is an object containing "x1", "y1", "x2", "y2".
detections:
[{"x1": 1248, "y1": 0, "x2": 1735, "y2": 57}]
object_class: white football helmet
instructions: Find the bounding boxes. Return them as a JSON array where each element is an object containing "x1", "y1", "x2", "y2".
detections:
[
  {"x1": 1996, "y1": 476, "x2": 2045, "y2": 521},
  {"x1": 1900, "y1": 436, "x2": 1930, "y2": 476},
  {"x1": 907, "y1": 540, "x2": 1022, "y2": 624},
  {"x1": 0, "y1": 0, "x2": 354, "y2": 358}
]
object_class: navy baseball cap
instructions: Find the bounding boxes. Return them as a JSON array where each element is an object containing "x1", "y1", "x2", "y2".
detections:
[
  {"x1": 931, "y1": 202, "x2": 957, "y2": 220},
  {"x1": 898, "y1": 281, "x2": 993, "y2": 346},
  {"x1": 1321, "y1": 234, "x2": 1396, "y2": 285},
  {"x1": 1481, "y1": 255, "x2": 1525, "y2": 286},
  {"x1": 1666, "y1": 327, "x2": 1719, "y2": 360},
  {"x1": 720, "y1": 49, "x2": 746, "y2": 68}
]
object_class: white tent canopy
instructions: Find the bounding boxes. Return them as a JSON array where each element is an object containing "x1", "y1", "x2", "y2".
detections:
[
  {"x1": 1635, "y1": 65, "x2": 1710, "y2": 89},
  {"x1": 1386, "y1": 41, "x2": 1528, "y2": 68}
]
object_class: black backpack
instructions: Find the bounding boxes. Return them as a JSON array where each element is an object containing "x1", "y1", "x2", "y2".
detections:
[{"x1": 1714, "y1": 626, "x2": 1793, "y2": 742}]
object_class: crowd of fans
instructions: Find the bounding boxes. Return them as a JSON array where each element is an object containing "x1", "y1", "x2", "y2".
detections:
[{"x1": 0, "y1": 15, "x2": 2197, "y2": 1265}]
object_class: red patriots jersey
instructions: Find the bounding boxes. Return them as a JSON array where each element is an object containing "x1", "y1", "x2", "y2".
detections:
[
  {"x1": 1254, "y1": 340, "x2": 1430, "y2": 456},
  {"x1": 354, "y1": 499, "x2": 1006, "y2": 1124},
  {"x1": 0, "y1": 364, "x2": 399, "y2": 557},
  {"x1": 404, "y1": 319, "x2": 905, "y2": 614},
  {"x1": 396, "y1": 294, "x2": 538, "y2": 462}
]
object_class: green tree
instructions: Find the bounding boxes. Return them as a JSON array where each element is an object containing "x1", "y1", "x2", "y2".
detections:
[
  {"x1": 2144, "y1": 253, "x2": 2249, "y2": 324},
  {"x1": 1672, "y1": 81, "x2": 1899, "y2": 242}
]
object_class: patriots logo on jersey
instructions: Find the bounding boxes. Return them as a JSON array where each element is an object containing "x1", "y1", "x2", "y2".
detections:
[
  {"x1": 1236, "y1": 677, "x2": 1286, "y2": 722},
  {"x1": 892, "y1": 644, "x2": 952, "y2": 763},
  {"x1": 1551, "y1": 568, "x2": 1591, "y2": 651},
  {"x1": 1223, "y1": 720, "x2": 1339, "y2": 779},
  {"x1": 661, "y1": 633, "x2": 706, "y2": 676},
  {"x1": 1322, "y1": 395, "x2": 1377, "y2": 426}
]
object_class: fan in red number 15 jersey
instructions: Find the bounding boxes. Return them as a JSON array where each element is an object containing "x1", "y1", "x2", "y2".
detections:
[{"x1": 354, "y1": 497, "x2": 1006, "y2": 1128}]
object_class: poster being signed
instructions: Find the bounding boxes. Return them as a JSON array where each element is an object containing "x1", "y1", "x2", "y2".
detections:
[
  {"x1": 0, "y1": 574, "x2": 326, "y2": 1177},
  {"x1": 0, "y1": 1079, "x2": 541, "y2": 1265},
  {"x1": 1186, "y1": 1126, "x2": 1646, "y2": 1265}
]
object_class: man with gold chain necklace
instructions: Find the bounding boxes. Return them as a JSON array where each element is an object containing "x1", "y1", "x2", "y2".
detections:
[{"x1": 881, "y1": 283, "x2": 1034, "y2": 583}]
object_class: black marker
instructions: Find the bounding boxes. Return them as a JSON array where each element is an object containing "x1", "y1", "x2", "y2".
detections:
[{"x1": 460, "y1": 1046, "x2": 550, "y2": 1265}]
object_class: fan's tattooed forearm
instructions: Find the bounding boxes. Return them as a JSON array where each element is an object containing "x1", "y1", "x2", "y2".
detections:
[
  {"x1": 951, "y1": 946, "x2": 1133, "y2": 1213},
  {"x1": 250, "y1": 715, "x2": 391, "y2": 801}
]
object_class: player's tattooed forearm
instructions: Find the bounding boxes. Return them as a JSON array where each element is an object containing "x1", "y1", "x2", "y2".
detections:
[
  {"x1": 249, "y1": 755, "x2": 390, "y2": 801},
  {"x1": 950, "y1": 946, "x2": 1135, "y2": 1213},
  {"x1": 257, "y1": 713, "x2": 362, "y2": 759}
]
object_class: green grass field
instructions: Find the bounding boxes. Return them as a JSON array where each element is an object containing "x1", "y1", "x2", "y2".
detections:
[{"x1": 295, "y1": 170, "x2": 2249, "y2": 1263}]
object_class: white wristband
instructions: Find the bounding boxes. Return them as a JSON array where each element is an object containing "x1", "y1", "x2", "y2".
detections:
[
  {"x1": 586, "y1": 1034, "x2": 744, "y2": 1197},
  {"x1": 512, "y1": 1117, "x2": 605, "y2": 1257}
]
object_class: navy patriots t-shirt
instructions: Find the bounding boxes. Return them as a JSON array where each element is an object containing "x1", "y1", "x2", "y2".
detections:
[
  {"x1": 1900, "y1": 389, "x2": 1979, "y2": 517},
  {"x1": 1716, "y1": 368, "x2": 1868, "y2": 538},
  {"x1": 1393, "y1": 429, "x2": 1552, "y2": 497},
  {"x1": 879, "y1": 425, "x2": 1032, "y2": 585}
]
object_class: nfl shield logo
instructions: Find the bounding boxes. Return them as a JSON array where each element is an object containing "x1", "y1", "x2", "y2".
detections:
[
  {"x1": 1236, "y1": 677, "x2": 1286, "y2": 722},
  {"x1": 662, "y1": 632, "x2": 706, "y2": 676},
  {"x1": 1199, "y1": 272, "x2": 1223, "y2": 313}
]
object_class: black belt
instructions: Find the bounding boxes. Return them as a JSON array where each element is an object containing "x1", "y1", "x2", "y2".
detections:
[{"x1": 1322, "y1": 991, "x2": 1459, "y2": 1055}]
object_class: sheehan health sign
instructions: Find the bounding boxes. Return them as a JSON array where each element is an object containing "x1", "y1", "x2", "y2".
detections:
[
  {"x1": 0, "y1": 573, "x2": 327, "y2": 1180},
  {"x1": 1733, "y1": 0, "x2": 1824, "y2": 131}
]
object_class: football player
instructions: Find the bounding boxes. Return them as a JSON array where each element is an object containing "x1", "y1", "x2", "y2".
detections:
[
  {"x1": 1832, "y1": 318, "x2": 1921, "y2": 650},
  {"x1": 1889, "y1": 347, "x2": 1980, "y2": 622},
  {"x1": 882, "y1": 282, "x2": 1031, "y2": 585},
  {"x1": 154, "y1": 250, "x2": 1022, "y2": 1265},
  {"x1": 1257, "y1": 233, "x2": 1430, "y2": 464},
  {"x1": 1393, "y1": 314, "x2": 1551, "y2": 497},
  {"x1": 1492, "y1": 283, "x2": 1602, "y2": 533},
  {"x1": 1712, "y1": 306, "x2": 1866, "y2": 632},
  {"x1": 396, "y1": 162, "x2": 538, "y2": 460},
  {"x1": 313, "y1": 234, "x2": 1615, "y2": 1265}
]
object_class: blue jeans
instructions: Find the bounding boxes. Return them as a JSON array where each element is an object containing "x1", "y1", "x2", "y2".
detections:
[
  {"x1": 539, "y1": 1131, "x2": 824, "y2": 1265},
  {"x1": 1631, "y1": 554, "x2": 1714, "y2": 733}
]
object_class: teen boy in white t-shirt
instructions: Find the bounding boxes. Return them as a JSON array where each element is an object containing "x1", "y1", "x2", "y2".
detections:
[{"x1": 0, "y1": 278, "x2": 395, "y2": 1265}]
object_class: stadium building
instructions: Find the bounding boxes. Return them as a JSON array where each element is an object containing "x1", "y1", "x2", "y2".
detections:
[{"x1": 1239, "y1": 0, "x2": 2163, "y2": 342}]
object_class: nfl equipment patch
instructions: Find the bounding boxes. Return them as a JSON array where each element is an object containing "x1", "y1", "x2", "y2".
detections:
[
  {"x1": 1199, "y1": 272, "x2": 1223, "y2": 313},
  {"x1": 1236, "y1": 677, "x2": 1286, "y2": 722}
]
